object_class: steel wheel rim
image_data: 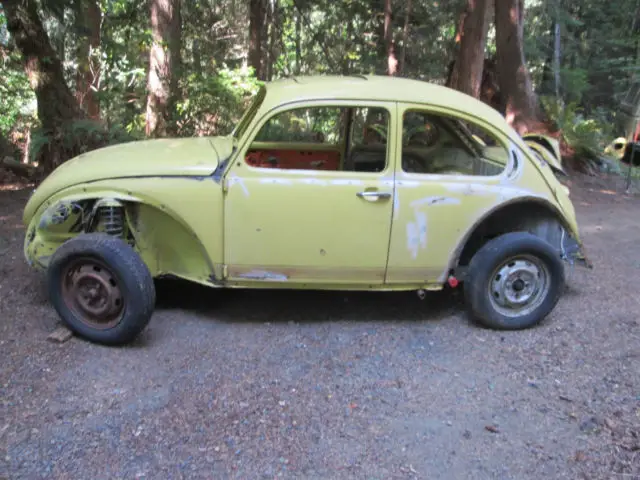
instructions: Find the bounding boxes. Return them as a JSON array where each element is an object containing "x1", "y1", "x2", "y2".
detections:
[
  {"x1": 61, "y1": 258, "x2": 125, "y2": 330},
  {"x1": 488, "y1": 254, "x2": 551, "y2": 318}
]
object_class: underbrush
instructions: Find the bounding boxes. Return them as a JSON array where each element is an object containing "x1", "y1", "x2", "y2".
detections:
[
  {"x1": 29, "y1": 120, "x2": 138, "y2": 179},
  {"x1": 540, "y1": 96, "x2": 614, "y2": 170}
]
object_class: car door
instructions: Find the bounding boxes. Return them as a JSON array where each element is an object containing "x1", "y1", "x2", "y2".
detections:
[
  {"x1": 223, "y1": 100, "x2": 397, "y2": 286},
  {"x1": 386, "y1": 102, "x2": 520, "y2": 285}
]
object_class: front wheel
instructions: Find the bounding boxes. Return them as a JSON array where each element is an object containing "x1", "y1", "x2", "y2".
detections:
[
  {"x1": 47, "y1": 233, "x2": 156, "y2": 345},
  {"x1": 464, "y1": 232, "x2": 565, "y2": 330}
]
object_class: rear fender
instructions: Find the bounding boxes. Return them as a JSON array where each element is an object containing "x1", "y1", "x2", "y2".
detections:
[{"x1": 522, "y1": 134, "x2": 566, "y2": 175}]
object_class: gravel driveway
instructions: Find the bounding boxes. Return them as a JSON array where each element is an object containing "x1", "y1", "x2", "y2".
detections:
[{"x1": 1, "y1": 174, "x2": 639, "y2": 479}]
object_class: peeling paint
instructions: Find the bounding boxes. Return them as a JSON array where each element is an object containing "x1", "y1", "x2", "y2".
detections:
[
  {"x1": 443, "y1": 182, "x2": 532, "y2": 200},
  {"x1": 229, "y1": 175, "x2": 250, "y2": 196},
  {"x1": 396, "y1": 180, "x2": 420, "y2": 188},
  {"x1": 410, "y1": 196, "x2": 461, "y2": 207},
  {"x1": 406, "y1": 210, "x2": 428, "y2": 259},
  {"x1": 238, "y1": 270, "x2": 289, "y2": 281},
  {"x1": 300, "y1": 178, "x2": 328, "y2": 186},
  {"x1": 329, "y1": 179, "x2": 364, "y2": 186},
  {"x1": 393, "y1": 189, "x2": 400, "y2": 220},
  {"x1": 259, "y1": 178, "x2": 293, "y2": 185}
]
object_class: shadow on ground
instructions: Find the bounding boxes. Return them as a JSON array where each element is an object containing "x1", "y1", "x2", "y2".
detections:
[{"x1": 153, "y1": 277, "x2": 467, "y2": 325}]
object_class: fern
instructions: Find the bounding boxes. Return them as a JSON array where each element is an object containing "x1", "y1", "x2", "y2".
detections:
[
  {"x1": 30, "y1": 120, "x2": 139, "y2": 176},
  {"x1": 540, "y1": 96, "x2": 614, "y2": 165}
]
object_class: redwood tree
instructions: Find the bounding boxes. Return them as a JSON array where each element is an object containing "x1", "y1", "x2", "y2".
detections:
[
  {"x1": 75, "y1": 0, "x2": 102, "y2": 119},
  {"x1": 494, "y1": 0, "x2": 542, "y2": 134},
  {"x1": 146, "y1": 0, "x2": 182, "y2": 137},
  {"x1": 398, "y1": 0, "x2": 412, "y2": 75},
  {"x1": 1, "y1": 0, "x2": 80, "y2": 132},
  {"x1": 249, "y1": 0, "x2": 265, "y2": 79},
  {"x1": 447, "y1": 0, "x2": 492, "y2": 98},
  {"x1": 383, "y1": 0, "x2": 397, "y2": 75}
]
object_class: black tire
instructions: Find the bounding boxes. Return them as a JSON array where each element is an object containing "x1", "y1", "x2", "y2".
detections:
[
  {"x1": 47, "y1": 233, "x2": 156, "y2": 345},
  {"x1": 463, "y1": 231, "x2": 565, "y2": 330}
]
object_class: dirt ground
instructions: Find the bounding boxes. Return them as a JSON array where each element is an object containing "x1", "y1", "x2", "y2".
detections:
[{"x1": 1, "y1": 173, "x2": 639, "y2": 480}]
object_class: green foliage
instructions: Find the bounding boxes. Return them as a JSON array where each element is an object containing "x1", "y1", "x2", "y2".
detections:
[
  {"x1": 176, "y1": 67, "x2": 262, "y2": 137},
  {"x1": 525, "y1": 0, "x2": 640, "y2": 113},
  {"x1": 1, "y1": 0, "x2": 639, "y2": 179},
  {"x1": 0, "y1": 12, "x2": 37, "y2": 136},
  {"x1": 541, "y1": 96, "x2": 614, "y2": 160},
  {"x1": 30, "y1": 120, "x2": 138, "y2": 171},
  {"x1": 0, "y1": 64, "x2": 35, "y2": 135}
]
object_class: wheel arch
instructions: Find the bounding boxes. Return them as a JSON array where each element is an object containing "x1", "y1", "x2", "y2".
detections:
[
  {"x1": 449, "y1": 197, "x2": 575, "y2": 274},
  {"x1": 26, "y1": 187, "x2": 218, "y2": 284}
]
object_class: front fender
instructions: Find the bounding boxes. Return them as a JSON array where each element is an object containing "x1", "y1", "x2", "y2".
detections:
[{"x1": 24, "y1": 178, "x2": 224, "y2": 286}]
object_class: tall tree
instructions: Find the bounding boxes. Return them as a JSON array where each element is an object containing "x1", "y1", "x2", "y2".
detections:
[
  {"x1": 249, "y1": 0, "x2": 265, "y2": 79},
  {"x1": 447, "y1": 0, "x2": 492, "y2": 98},
  {"x1": 146, "y1": 0, "x2": 182, "y2": 137},
  {"x1": 1, "y1": 0, "x2": 80, "y2": 132},
  {"x1": 75, "y1": 0, "x2": 102, "y2": 119},
  {"x1": 495, "y1": 0, "x2": 541, "y2": 134},
  {"x1": 383, "y1": 0, "x2": 397, "y2": 75},
  {"x1": 398, "y1": 0, "x2": 412, "y2": 75}
]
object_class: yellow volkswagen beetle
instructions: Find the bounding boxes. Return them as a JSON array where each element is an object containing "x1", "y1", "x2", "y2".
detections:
[{"x1": 22, "y1": 75, "x2": 590, "y2": 345}]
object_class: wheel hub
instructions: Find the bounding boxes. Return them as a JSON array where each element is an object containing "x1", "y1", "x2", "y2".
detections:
[
  {"x1": 62, "y1": 260, "x2": 124, "y2": 329},
  {"x1": 489, "y1": 256, "x2": 550, "y2": 317}
]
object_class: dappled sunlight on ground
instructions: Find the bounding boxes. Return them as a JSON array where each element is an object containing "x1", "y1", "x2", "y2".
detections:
[
  {"x1": 0, "y1": 172, "x2": 638, "y2": 479},
  {"x1": 0, "y1": 182, "x2": 33, "y2": 192}
]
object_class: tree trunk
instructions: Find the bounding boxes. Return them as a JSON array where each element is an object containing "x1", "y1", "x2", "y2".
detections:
[
  {"x1": 249, "y1": 0, "x2": 265, "y2": 79},
  {"x1": 1, "y1": 0, "x2": 81, "y2": 132},
  {"x1": 447, "y1": 0, "x2": 492, "y2": 98},
  {"x1": 399, "y1": 0, "x2": 412, "y2": 75},
  {"x1": 145, "y1": 0, "x2": 181, "y2": 137},
  {"x1": 295, "y1": 12, "x2": 301, "y2": 75},
  {"x1": 265, "y1": 0, "x2": 278, "y2": 81},
  {"x1": 75, "y1": 0, "x2": 102, "y2": 119},
  {"x1": 553, "y1": 13, "x2": 561, "y2": 99},
  {"x1": 495, "y1": 0, "x2": 542, "y2": 134},
  {"x1": 342, "y1": 16, "x2": 353, "y2": 75},
  {"x1": 384, "y1": 0, "x2": 397, "y2": 75}
]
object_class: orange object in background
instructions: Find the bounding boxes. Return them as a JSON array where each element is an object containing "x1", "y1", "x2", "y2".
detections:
[{"x1": 245, "y1": 148, "x2": 340, "y2": 170}]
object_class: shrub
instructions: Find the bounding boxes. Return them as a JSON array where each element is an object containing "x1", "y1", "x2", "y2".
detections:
[{"x1": 30, "y1": 120, "x2": 138, "y2": 177}]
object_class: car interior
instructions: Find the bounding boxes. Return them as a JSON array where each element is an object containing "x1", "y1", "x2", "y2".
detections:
[{"x1": 244, "y1": 106, "x2": 507, "y2": 176}]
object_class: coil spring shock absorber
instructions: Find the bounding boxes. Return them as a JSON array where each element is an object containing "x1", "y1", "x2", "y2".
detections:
[{"x1": 96, "y1": 205, "x2": 124, "y2": 237}]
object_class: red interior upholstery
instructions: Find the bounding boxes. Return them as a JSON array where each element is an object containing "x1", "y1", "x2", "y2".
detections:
[{"x1": 246, "y1": 149, "x2": 341, "y2": 171}]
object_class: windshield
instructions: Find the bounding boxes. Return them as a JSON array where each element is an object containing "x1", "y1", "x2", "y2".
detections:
[{"x1": 232, "y1": 85, "x2": 266, "y2": 141}]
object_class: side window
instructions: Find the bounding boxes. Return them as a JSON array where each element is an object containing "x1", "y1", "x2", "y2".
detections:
[
  {"x1": 350, "y1": 107, "x2": 388, "y2": 147},
  {"x1": 401, "y1": 110, "x2": 507, "y2": 176},
  {"x1": 246, "y1": 105, "x2": 390, "y2": 173},
  {"x1": 345, "y1": 107, "x2": 390, "y2": 173},
  {"x1": 253, "y1": 107, "x2": 343, "y2": 144}
]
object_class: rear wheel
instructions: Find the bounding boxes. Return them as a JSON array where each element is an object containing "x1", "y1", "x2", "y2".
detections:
[
  {"x1": 464, "y1": 232, "x2": 565, "y2": 330},
  {"x1": 48, "y1": 233, "x2": 155, "y2": 345}
]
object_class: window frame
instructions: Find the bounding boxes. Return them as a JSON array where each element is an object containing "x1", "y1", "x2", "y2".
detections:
[
  {"x1": 397, "y1": 103, "x2": 517, "y2": 180},
  {"x1": 240, "y1": 100, "x2": 396, "y2": 176}
]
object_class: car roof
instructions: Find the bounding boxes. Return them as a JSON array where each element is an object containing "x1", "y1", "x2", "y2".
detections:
[{"x1": 262, "y1": 75, "x2": 509, "y2": 128}]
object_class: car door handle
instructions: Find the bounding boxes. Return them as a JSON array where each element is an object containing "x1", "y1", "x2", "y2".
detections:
[{"x1": 356, "y1": 191, "x2": 392, "y2": 200}]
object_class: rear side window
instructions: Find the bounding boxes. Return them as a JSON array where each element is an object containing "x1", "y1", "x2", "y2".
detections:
[{"x1": 401, "y1": 109, "x2": 508, "y2": 176}]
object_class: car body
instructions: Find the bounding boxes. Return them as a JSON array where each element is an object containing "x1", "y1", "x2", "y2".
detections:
[
  {"x1": 604, "y1": 137, "x2": 640, "y2": 167},
  {"x1": 22, "y1": 75, "x2": 590, "y2": 345}
]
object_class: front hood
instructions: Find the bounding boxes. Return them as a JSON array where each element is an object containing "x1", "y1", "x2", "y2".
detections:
[
  {"x1": 47, "y1": 135, "x2": 231, "y2": 182},
  {"x1": 24, "y1": 135, "x2": 233, "y2": 224}
]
